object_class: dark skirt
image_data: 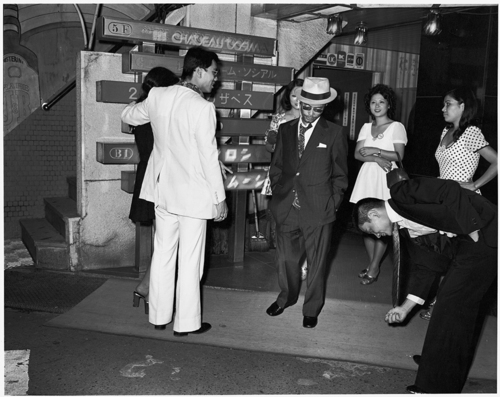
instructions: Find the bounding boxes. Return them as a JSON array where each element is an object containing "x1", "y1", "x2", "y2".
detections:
[{"x1": 129, "y1": 123, "x2": 155, "y2": 224}]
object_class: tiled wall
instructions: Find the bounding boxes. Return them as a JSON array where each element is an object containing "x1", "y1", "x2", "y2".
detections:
[{"x1": 4, "y1": 90, "x2": 77, "y2": 238}]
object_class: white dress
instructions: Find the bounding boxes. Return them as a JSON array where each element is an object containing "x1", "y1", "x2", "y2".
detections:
[{"x1": 350, "y1": 121, "x2": 408, "y2": 203}]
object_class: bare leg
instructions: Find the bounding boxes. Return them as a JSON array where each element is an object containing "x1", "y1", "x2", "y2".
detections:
[
  {"x1": 300, "y1": 259, "x2": 308, "y2": 281},
  {"x1": 135, "y1": 220, "x2": 155, "y2": 299},
  {"x1": 363, "y1": 234, "x2": 387, "y2": 278},
  {"x1": 135, "y1": 265, "x2": 151, "y2": 298}
]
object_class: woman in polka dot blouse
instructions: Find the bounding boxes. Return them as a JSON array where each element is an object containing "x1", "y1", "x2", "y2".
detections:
[
  {"x1": 420, "y1": 87, "x2": 498, "y2": 322},
  {"x1": 436, "y1": 87, "x2": 497, "y2": 193}
]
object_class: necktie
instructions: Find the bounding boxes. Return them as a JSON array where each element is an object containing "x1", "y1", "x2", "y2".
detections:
[
  {"x1": 293, "y1": 123, "x2": 312, "y2": 209},
  {"x1": 298, "y1": 123, "x2": 311, "y2": 158},
  {"x1": 392, "y1": 222, "x2": 402, "y2": 307}
]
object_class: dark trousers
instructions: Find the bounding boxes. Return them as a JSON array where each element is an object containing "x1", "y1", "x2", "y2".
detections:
[
  {"x1": 409, "y1": 234, "x2": 497, "y2": 393},
  {"x1": 275, "y1": 206, "x2": 334, "y2": 317}
]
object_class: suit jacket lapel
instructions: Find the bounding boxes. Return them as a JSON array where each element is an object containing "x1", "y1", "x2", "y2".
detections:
[{"x1": 286, "y1": 119, "x2": 300, "y2": 164}]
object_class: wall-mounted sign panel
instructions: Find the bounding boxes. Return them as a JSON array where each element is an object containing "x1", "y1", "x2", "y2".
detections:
[
  {"x1": 96, "y1": 141, "x2": 140, "y2": 164},
  {"x1": 122, "y1": 116, "x2": 270, "y2": 136},
  {"x1": 98, "y1": 16, "x2": 276, "y2": 57},
  {"x1": 219, "y1": 145, "x2": 271, "y2": 164},
  {"x1": 224, "y1": 170, "x2": 267, "y2": 190},
  {"x1": 210, "y1": 89, "x2": 274, "y2": 110},
  {"x1": 121, "y1": 170, "x2": 136, "y2": 193},
  {"x1": 96, "y1": 81, "x2": 141, "y2": 104},
  {"x1": 216, "y1": 117, "x2": 269, "y2": 136},
  {"x1": 123, "y1": 52, "x2": 293, "y2": 85},
  {"x1": 97, "y1": 80, "x2": 274, "y2": 110}
]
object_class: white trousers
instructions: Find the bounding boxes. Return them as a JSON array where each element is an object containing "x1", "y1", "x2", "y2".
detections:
[{"x1": 148, "y1": 206, "x2": 207, "y2": 332}]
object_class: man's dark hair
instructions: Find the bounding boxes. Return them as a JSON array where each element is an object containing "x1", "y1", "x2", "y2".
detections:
[
  {"x1": 181, "y1": 46, "x2": 220, "y2": 80},
  {"x1": 352, "y1": 197, "x2": 385, "y2": 231}
]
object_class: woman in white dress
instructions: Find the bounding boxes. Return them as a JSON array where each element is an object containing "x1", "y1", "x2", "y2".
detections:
[{"x1": 350, "y1": 84, "x2": 408, "y2": 285}]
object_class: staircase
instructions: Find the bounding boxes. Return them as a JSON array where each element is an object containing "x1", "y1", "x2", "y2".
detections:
[{"x1": 20, "y1": 176, "x2": 80, "y2": 271}]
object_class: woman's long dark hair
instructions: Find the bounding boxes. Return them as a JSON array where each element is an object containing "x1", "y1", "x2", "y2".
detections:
[
  {"x1": 444, "y1": 87, "x2": 479, "y2": 142},
  {"x1": 137, "y1": 67, "x2": 179, "y2": 103},
  {"x1": 364, "y1": 84, "x2": 397, "y2": 121}
]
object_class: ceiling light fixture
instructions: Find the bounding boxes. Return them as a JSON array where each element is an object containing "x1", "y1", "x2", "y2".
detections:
[
  {"x1": 423, "y1": 9, "x2": 442, "y2": 36},
  {"x1": 354, "y1": 22, "x2": 367, "y2": 45},
  {"x1": 326, "y1": 14, "x2": 343, "y2": 36}
]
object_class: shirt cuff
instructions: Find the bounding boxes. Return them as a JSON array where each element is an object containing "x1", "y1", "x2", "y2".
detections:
[{"x1": 407, "y1": 294, "x2": 425, "y2": 306}]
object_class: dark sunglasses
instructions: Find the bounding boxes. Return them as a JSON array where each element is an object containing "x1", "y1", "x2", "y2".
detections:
[{"x1": 300, "y1": 103, "x2": 325, "y2": 113}]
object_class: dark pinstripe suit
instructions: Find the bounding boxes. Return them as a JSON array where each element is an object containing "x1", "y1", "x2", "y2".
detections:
[
  {"x1": 389, "y1": 178, "x2": 497, "y2": 393},
  {"x1": 269, "y1": 117, "x2": 348, "y2": 317}
]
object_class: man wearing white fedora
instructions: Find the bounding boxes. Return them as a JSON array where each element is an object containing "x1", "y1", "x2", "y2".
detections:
[{"x1": 266, "y1": 77, "x2": 348, "y2": 328}]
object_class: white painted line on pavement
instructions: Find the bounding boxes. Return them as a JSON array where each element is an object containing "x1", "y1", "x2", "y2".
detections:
[{"x1": 5, "y1": 349, "x2": 30, "y2": 396}]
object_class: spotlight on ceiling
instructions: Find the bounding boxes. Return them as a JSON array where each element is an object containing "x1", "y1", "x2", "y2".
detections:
[
  {"x1": 354, "y1": 22, "x2": 367, "y2": 45},
  {"x1": 326, "y1": 14, "x2": 343, "y2": 36},
  {"x1": 423, "y1": 9, "x2": 442, "y2": 36}
]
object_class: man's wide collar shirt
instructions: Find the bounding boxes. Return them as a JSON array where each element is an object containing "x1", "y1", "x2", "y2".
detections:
[
  {"x1": 179, "y1": 80, "x2": 204, "y2": 98},
  {"x1": 298, "y1": 117, "x2": 320, "y2": 148}
]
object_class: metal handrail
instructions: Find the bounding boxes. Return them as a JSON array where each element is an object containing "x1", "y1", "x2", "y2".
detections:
[{"x1": 42, "y1": 80, "x2": 76, "y2": 111}]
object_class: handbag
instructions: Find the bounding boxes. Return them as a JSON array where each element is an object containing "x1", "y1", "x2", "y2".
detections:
[{"x1": 386, "y1": 150, "x2": 409, "y2": 189}]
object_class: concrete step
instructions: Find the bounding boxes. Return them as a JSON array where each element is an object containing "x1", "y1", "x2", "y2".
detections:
[
  {"x1": 44, "y1": 197, "x2": 79, "y2": 241},
  {"x1": 20, "y1": 218, "x2": 69, "y2": 270},
  {"x1": 67, "y1": 176, "x2": 76, "y2": 201}
]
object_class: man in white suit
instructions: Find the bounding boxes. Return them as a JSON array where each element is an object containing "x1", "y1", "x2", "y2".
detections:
[{"x1": 121, "y1": 47, "x2": 228, "y2": 336}]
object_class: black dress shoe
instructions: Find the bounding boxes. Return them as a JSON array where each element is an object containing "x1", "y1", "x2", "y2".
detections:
[
  {"x1": 173, "y1": 322, "x2": 211, "y2": 337},
  {"x1": 154, "y1": 324, "x2": 167, "y2": 330},
  {"x1": 413, "y1": 355, "x2": 421, "y2": 365},
  {"x1": 303, "y1": 316, "x2": 318, "y2": 328},
  {"x1": 266, "y1": 302, "x2": 285, "y2": 317},
  {"x1": 406, "y1": 384, "x2": 427, "y2": 394}
]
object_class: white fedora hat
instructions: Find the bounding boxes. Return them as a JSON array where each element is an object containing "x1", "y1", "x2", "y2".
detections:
[{"x1": 297, "y1": 77, "x2": 337, "y2": 105}]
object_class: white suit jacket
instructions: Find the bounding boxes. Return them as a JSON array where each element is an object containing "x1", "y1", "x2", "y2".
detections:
[{"x1": 121, "y1": 85, "x2": 225, "y2": 219}]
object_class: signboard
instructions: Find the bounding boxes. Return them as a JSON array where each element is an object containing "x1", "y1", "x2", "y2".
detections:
[
  {"x1": 346, "y1": 53, "x2": 355, "y2": 68},
  {"x1": 3, "y1": 53, "x2": 41, "y2": 136},
  {"x1": 121, "y1": 171, "x2": 136, "y2": 193},
  {"x1": 98, "y1": 16, "x2": 276, "y2": 57},
  {"x1": 120, "y1": 169, "x2": 269, "y2": 191},
  {"x1": 337, "y1": 51, "x2": 346, "y2": 68},
  {"x1": 122, "y1": 116, "x2": 270, "y2": 136},
  {"x1": 316, "y1": 51, "x2": 366, "y2": 71},
  {"x1": 217, "y1": 117, "x2": 269, "y2": 136},
  {"x1": 123, "y1": 52, "x2": 293, "y2": 85},
  {"x1": 326, "y1": 53, "x2": 337, "y2": 66},
  {"x1": 224, "y1": 170, "x2": 267, "y2": 190},
  {"x1": 96, "y1": 80, "x2": 141, "y2": 104},
  {"x1": 97, "y1": 80, "x2": 274, "y2": 110},
  {"x1": 211, "y1": 89, "x2": 274, "y2": 110},
  {"x1": 96, "y1": 141, "x2": 140, "y2": 164},
  {"x1": 355, "y1": 53, "x2": 365, "y2": 69},
  {"x1": 219, "y1": 145, "x2": 271, "y2": 163}
]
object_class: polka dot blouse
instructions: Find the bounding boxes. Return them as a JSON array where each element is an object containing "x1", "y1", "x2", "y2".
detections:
[{"x1": 435, "y1": 125, "x2": 488, "y2": 184}]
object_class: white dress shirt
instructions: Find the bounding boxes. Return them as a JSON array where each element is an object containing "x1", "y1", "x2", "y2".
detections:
[{"x1": 385, "y1": 202, "x2": 437, "y2": 305}]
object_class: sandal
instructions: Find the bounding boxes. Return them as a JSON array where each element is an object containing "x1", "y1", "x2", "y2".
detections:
[
  {"x1": 358, "y1": 268, "x2": 369, "y2": 278},
  {"x1": 360, "y1": 271, "x2": 379, "y2": 285}
]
